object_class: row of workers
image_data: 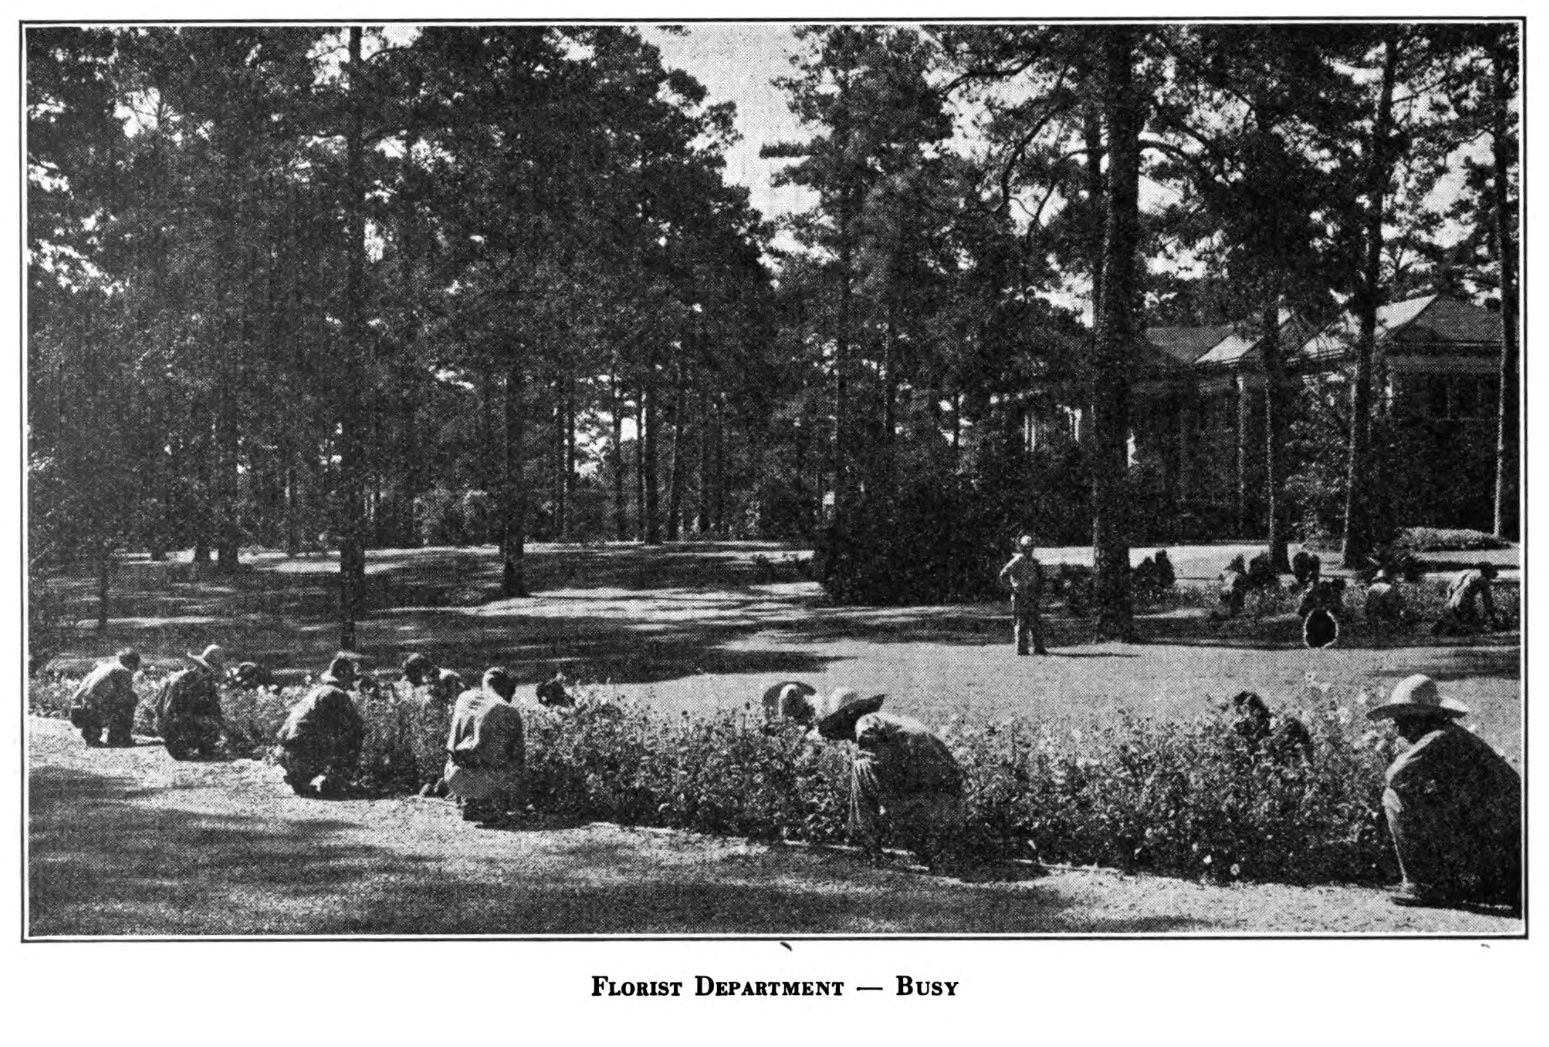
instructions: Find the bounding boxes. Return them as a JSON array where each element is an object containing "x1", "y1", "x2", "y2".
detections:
[{"x1": 68, "y1": 646, "x2": 1518, "y2": 909}]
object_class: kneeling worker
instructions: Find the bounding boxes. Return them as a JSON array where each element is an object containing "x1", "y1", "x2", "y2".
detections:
[
  {"x1": 807, "y1": 688, "x2": 967, "y2": 870},
  {"x1": 69, "y1": 648, "x2": 142, "y2": 748},
  {"x1": 275, "y1": 655, "x2": 367, "y2": 797},
  {"x1": 445, "y1": 668, "x2": 525, "y2": 825},
  {"x1": 1367, "y1": 674, "x2": 1521, "y2": 910},
  {"x1": 156, "y1": 644, "x2": 228, "y2": 759}
]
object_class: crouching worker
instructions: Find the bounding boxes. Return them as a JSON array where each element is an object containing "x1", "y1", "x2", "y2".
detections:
[
  {"x1": 445, "y1": 668, "x2": 525, "y2": 826},
  {"x1": 69, "y1": 648, "x2": 141, "y2": 748},
  {"x1": 403, "y1": 653, "x2": 463, "y2": 797},
  {"x1": 810, "y1": 688, "x2": 967, "y2": 871},
  {"x1": 1433, "y1": 562, "x2": 1500, "y2": 636},
  {"x1": 1368, "y1": 674, "x2": 1521, "y2": 911},
  {"x1": 1228, "y1": 691, "x2": 1313, "y2": 765},
  {"x1": 761, "y1": 680, "x2": 817, "y2": 726},
  {"x1": 275, "y1": 655, "x2": 366, "y2": 798},
  {"x1": 155, "y1": 644, "x2": 227, "y2": 760}
]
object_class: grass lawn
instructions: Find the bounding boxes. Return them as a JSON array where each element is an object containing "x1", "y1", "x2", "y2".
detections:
[
  {"x1": 36, "y1": 540, "x2": 1523, "y2": 767},
  {"x1": 26, "y1": 717, "x2": 1521, "y2": 936}
]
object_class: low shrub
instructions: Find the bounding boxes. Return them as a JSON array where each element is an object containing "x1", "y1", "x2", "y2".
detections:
[
  {"x1": 29, "y1": 668, "x2": 1424, "y2": 888},
  {"x1": 1397, "y1": 527, "x2": 1512, "y2": 553}
]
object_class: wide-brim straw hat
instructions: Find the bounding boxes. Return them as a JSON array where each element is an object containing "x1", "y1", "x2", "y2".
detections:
[
  {"x1": 761, "y1": 680, "x2": 818, "y2": 721},
  {"x1": 187, "y1": 644, "x2": 226, "y2": 673},
  {"x1": 1367, "y1": 673, "x2": 1469, "y2": 721},
  {"x1": 815, "y1": 687, "x2": 886, "y2": 740}
]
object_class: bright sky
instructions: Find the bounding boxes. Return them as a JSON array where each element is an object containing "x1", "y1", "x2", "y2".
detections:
[{"x1": 644, "y1": 23, "x2": 817, "y2": 222}]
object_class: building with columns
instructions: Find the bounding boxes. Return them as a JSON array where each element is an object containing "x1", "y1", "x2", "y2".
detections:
[{"x1": 1019, "y1": 294, "x2": 1505, "y2": 538}]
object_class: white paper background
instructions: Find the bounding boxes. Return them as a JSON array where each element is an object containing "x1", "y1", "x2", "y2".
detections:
[{"x1": 4, "y1": 1, "x2": 1541, "y2": 1041}]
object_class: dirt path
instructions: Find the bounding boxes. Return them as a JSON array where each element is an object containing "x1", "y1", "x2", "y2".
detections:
[{"x1": 26, "y1": 717, "x2": 1520, "y2": 937}]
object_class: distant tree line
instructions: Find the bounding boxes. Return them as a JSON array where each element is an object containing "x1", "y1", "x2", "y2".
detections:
[{"x1": 28, "y1": 23, "x2": 1518, "y2": 642}]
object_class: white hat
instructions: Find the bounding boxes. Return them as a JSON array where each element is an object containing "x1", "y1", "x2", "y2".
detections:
[
  {"x1": 1366, "y1": 674, "x2": 1469, "y2": 721},
  {"x1": 187, "y1": 644, "x2": 226, "y2": 672}
]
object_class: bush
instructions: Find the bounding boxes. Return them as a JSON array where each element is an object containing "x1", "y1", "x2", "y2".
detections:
[
  {"x1": 815, "y1": 476, "x2": 1003, "y2": 606},
  {"x1": 29, "y1": 668, "x2": 1424, "y2": 888},
  {"x1": 1398, "y1": 527, "x2": 1512, "y2": 553}
]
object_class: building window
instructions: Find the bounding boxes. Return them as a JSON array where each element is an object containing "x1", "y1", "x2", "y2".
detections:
[{"x1": 1410, "y1": 374, "x2": 1497, "y2": 420}]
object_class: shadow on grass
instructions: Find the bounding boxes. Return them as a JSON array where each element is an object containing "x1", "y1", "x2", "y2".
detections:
[{"x1": 29, "y1": 763, "x2": 1221, "y2": 936}]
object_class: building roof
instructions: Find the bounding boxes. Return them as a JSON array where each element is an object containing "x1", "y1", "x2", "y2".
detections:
[
  {"x1": 1145, "y1": 325, "x2": 1235, "y2": 365},
  {"x1": 1296, "y1": 294, "x2": 1503, "y2": 363},
  {"x1": 1193, "y1": 311, "x2": 1313, "y2": 370}
]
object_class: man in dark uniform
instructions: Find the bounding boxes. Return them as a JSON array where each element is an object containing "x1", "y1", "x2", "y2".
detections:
[
  {"x1": 998, "y1": 535, "x2": 1047, "y2": 655},
  {"x1": 1368, "y1": 674, "x2": 1521, "y2": 910},
  {"x1": 275, "y1": 654, "x2": 367, "y2": 797},
  {"x1": 403, "y1": 653, "x2": 463, "y2": 796},
  {"x1": 69, "y1": 648, "x2": 142, "y2": 748},
  {"x1": 155, "y1": 644, "x2": 227, "y2": 759}
]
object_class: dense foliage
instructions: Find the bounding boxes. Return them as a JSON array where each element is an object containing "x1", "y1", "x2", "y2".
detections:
[
  {"x1": 32, "y1": 667, "x2": 1478, "y2": 887},
  {"x1": 28, "y1": 23, "x2": 1518, "y2": 648}
]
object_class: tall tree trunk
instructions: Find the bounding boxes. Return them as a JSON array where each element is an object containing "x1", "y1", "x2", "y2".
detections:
[
  {"x1": 696, "y1": 390, "x2": 712, "y2": 535},
  {"x1": 553, "y1": 387, "x2": 566, "y2": 542},
  {"x1": 337, "y1": 26, "x2": 368, "y2": 649},
  {"x1": 95, "y1": 543, "x2": 112, "y2": 632},
  {"x1": 643, "y1": 369, "x2": 661, "y2": 545},
  {"x1": 1260, "y1": 298, "x2": 1291, "y2": 571},
  {"x1": 666, "y1": 366, "x2": 688, "y2": 541},
  {"x1": 502, "y1": 359, "x2": 528, "y2": 597},
  {"x1": 881, "y1": 300, "x2": 896, "y2": 477},
  {"x1": 1491, "y1": 34, "x2": 1520, "y2": 540},
  {"x1": 564, "y1": 375, "x2": 577, "y2": 542},
  {"x1": 611, "y1": 373, "x2": 627, "y2": 541},
  {"x1": 634, "y1": 386, "x2": 647, "y2": 541},
  {"x1": 1341, "y1": 33, "x2": 1400, "y2": 569},
  {"x1": 1090, "y1": 27, "x2": 1140, "y2": 642},
  {"x1": 834, "y1": 205, "x2": 854, "y2": 524}
]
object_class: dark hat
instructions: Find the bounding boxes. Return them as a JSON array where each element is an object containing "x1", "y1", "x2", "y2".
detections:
[
  {"x1": 815, "y1": 687, "x2": 886, "y2": 740},
  {"x1": 402, "y1": 653, "x2": 434, "y2": 681},
  {"x1": 321, "y1": 654, "x2": 358, "y2": 687},
  {"x1": 483, "y1": 667, "x2": 516, "y2": 698}
]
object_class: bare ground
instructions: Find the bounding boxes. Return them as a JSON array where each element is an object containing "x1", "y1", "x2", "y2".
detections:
[{"x1": 27, "y1": 717, "x2": 1522, "y2": 937}]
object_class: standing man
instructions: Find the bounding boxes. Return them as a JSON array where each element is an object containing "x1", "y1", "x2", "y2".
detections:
[
  {"x1": 275, "y1": 654, "x2": 367, "y2": 798},
  {"x1": 69, "y1": 648, "x2": 141, "y2": 748},
  {"x1": 403, "y1": 653, "x2": 463, "y2": 796},
  {"x1": 445, "y1": 668, "x2": 526, "y2": 825},
  {"x1": 1367, "y1": 674, "x2": 1521, "y2": 910},
  {"x1": 998, "y1": 535, "x2": 1047, "y2": 656},
  {"x1": 155, "y1": 644, "x2": 227, "y2": 760}
]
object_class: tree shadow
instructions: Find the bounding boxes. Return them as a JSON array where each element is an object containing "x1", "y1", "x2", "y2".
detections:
[{"x1": 30, "y1": 763, "x2": 1229, "y2": 936}]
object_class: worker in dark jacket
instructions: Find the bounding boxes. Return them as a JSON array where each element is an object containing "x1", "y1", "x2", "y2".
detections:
[
  {"x1": 1219, "y1": 555, "x2": 1249, "y2": 617},
  {"x1": 810, "y1": 688, "x2": 967, "y2": 869},
  {"x1": 69, "y1": 649, "x2": 141, "y2": 748},
  {"x1": 155, "y1": 644, "x2": 227, "y2": 760},
  {"x1": 403, "y1": 653, "x2": 463, "y2": 796},
  {"x1": 998, "y1": 535, "x2": 1047, "y2": 655},
  {"x1": 445, "y1": 668, "x2": 525, "y2": 825},
  {"x1": 275, "y1": 655, "x2": 366, "y2": 797},
  {"x1": 1228, "y1": 691, "x2": 1313, "y2": 765},
  {"x1": 1368, "y1": 674, "x2": 1521, "y2": 910}
]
